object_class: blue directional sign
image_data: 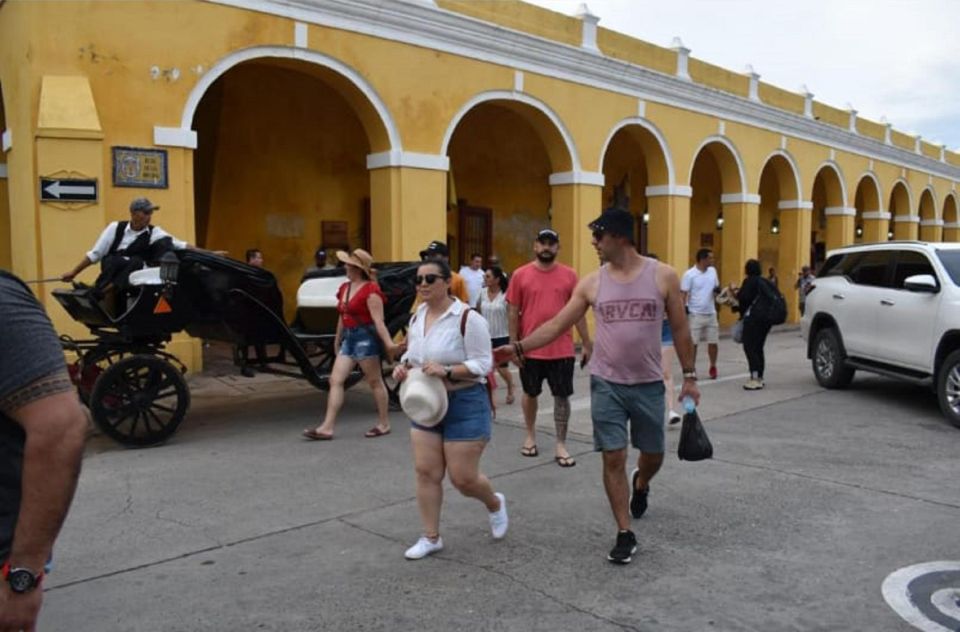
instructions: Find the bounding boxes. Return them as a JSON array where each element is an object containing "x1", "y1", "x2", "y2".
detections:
[{"x1": 40, "y1": 178, "x2": 98, "y2": 202}]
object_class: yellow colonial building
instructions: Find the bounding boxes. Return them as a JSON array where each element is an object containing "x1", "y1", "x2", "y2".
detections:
[{"x1": 2, "y1": 0, "x2": 958, "y2": 367}]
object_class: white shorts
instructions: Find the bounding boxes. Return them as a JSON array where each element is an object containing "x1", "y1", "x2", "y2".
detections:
[{"x1": 688, "y1": 312, "x2": 719, "y2": 345}]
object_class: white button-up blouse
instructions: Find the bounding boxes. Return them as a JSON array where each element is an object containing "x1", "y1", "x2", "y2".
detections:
[{"x1": 402, "y1": 299, "x2": 493, "y2": 381}]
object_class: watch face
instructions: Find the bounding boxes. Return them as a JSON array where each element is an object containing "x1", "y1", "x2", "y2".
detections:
[{"x1": 8, "y1": 569, "x2": 37, "y2": 593}]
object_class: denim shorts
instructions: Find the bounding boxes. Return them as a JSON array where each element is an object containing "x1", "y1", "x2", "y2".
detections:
[
  {"x1": 411, "y1": 383, "x2": 492, "y2": 442},
  {"x1": 339, "y1": 324, "x2": 381, "y2": 360},
  {"x1": 590, "y1": 375, "x2": 665, "y2": 453}
]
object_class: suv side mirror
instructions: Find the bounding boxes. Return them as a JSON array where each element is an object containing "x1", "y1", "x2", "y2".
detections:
[{"x1": 903, "y1": 274, "x2": 939, "y2": 293}]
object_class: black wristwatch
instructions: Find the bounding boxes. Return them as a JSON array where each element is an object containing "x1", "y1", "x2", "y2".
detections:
[{"x1": 2, "y1": 561, "x2": 43, "y2": 594}]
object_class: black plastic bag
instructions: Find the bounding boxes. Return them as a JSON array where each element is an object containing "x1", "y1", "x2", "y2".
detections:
[{"x1": 678, "y1": 408, "x2": 713, "y2": 461}]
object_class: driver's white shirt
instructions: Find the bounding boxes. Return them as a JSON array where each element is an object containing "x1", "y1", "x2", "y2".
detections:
[{"x1": 86, "y1": 221, "x2": 187, "y2": 263}]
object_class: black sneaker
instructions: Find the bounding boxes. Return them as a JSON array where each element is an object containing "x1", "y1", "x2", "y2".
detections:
[
  {"x1": 607, "y1": 530, "x2": 637, "y2": 564},
  {"x1": 630, "y1": 468, "x2": 648, "y2": 519}
]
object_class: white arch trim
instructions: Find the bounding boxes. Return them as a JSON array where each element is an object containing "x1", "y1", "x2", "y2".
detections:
[
  {"x1": 944, "y1": 191, "x2": 960, "y2": 217},
  {"x1": 919, "y1": 185, "x2": 939, "y2": 216},
  {"x1": 812, "y1": 160, "x2": 849, "y2": 207},
  {"x1": 853, "y1": 170, "x2": 883, "y2": 205},
  {"x1": 687, "y1": 135, "x2": 747, "y2": 195},
  {"x1": 597, "y1": 117, "x2": 675, "y2": 186},
  {"x1": 439, "y1": 90, "x2": 581, "y2": 171},
  {"x1": 889, "y1": 177, "x2": 915, "y2": 216},
  {"x1": 759, "y1": 149, "x2": 802, "y2": 200},
  {"x1": 173, "y1": 46, "x2": 401, "y2": 151}
]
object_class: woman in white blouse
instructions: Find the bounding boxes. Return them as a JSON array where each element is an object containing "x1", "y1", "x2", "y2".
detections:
[
  {"x1": 478, "y1": 266, "x2": 515, "y2": 405},
  {"x1": 392, "y1": 259, "x2": 508, "y2": 560}
]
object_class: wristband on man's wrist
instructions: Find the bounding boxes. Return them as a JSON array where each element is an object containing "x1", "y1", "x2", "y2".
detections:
[{"x1": 682, "y1": 369, "x2": 698, "y2": 381}]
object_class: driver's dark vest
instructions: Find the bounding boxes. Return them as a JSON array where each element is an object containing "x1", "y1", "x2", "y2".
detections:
[{"x1": 107, "y1": 221, "x2": 154, "y2": 258}]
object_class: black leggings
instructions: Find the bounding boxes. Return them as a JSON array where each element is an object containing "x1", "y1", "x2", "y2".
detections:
[{"x1": 742, "y1": 318, "x2": 772, "y2": 378}]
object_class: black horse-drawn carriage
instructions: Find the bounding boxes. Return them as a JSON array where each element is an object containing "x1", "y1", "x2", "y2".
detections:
[{"x1": 53, "y1": 251, "x2": 417, "y2": 447}]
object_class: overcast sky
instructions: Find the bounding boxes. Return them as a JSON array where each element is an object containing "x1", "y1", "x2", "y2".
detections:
[{"x1": 522, "y1": 0, "x2": 960, "y2": 151}]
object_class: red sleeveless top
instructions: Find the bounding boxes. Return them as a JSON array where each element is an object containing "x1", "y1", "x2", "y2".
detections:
[{"x1": 337, "y1": 281, "x2": 386, "y2": 329}]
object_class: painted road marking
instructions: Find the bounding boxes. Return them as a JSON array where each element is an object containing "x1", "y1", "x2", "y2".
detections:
[{"x1": 882, "y1": 561, "x2": 960, "y2": 631}]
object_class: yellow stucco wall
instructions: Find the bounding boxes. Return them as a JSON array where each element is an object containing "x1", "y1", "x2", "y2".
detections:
[{"x1": 1, "y1": 0, "x2": 957, "y2": 376}]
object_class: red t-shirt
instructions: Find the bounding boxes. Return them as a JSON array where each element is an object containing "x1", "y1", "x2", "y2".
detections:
[
  {"x1": 505, "y1": 262, "x2": 578, "y2": 360},
  {"x1": 337, "y1": 281, "x2": 386, "y2": 329}
]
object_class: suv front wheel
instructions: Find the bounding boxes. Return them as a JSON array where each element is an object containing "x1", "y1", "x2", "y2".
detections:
[
  {"x1": 936, "y1": 349, "x2": 960, "y2": 429},
  {"x1": 812, "y1": 327, "x2": 855, "y2": 388}
]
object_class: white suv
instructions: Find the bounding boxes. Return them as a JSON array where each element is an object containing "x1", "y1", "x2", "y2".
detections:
[{"x1": 801, "y1": 241, "x2": 960, "y2": 428}]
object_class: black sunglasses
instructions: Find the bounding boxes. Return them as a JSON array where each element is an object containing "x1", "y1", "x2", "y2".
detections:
[
  {"x1": 591, "y1": 228, "x2": 606, "y2": 241},
  {"x1": 415, "y1": 274, "x2": 446, "y2": 286}
]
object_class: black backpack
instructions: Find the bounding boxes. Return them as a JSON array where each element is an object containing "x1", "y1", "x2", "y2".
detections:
[{"x1": 750, "y1": 278, "x2": 787, "y2": 325}]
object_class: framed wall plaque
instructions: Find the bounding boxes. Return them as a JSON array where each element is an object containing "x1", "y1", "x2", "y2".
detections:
[{"x1": 112, "y1": 146, "x2": 168, "y2": 189}]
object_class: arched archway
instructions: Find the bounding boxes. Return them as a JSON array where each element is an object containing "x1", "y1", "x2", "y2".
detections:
[
  {"x1": 810, "y1": 163, "x2": 847, "y2": 267},
  {"x1": 688, "y1": 137, "x2": 748, "y2": 297},
  {"x1": 599, "y1": 118, "x2": 672, "y2": 255},
  {"x1": 757, "y1": 151, "x2": 801, "y2": 318},
  {"x1": 888, "y1": 180, "x2": 914, "y2": 240},
  {"x1": 944, "y1": 193, "x2": 960, "y2": 242},
  {"x1": 443, "y1": 93, "x2": 576, "y2": 271},
  {"x1": 191, "y1": 53, "x2": 394, "y2": 318},
  {"x1": 853, "y1": 172, "x2": 883, "y2": 243},
  {"x1": 918, "y1": 187, "x2": 940, "y2": 242}
]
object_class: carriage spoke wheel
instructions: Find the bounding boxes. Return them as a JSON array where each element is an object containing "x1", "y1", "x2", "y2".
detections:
[
  {"x1": 75, "y1": 348, "x2": 141, "y2": 405},
  {"x1": 90, "y1": 355, "x2": 190, "y2": 447}
]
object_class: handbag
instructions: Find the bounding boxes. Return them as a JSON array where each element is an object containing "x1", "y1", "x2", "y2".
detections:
[
  {"x1": 732, "y1": 320, "x2": 744, "y2": 344},
  {"x1": 677, "y1": 407, "x2": 713, "y2": 461}
]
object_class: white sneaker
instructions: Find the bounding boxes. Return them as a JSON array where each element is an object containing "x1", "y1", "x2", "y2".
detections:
[
  {"x1": 404, "y1": 535, "x2": 444, "y2": 560},
  {"x1": 489, "y1": 492, "x2": 508, "y2": 540},
  {"x1": 668, "y1": 411, "x2": 682, "y2": 425}
]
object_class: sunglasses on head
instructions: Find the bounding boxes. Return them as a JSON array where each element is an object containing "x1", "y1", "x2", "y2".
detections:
[{"x1": 415, "y1": 273, "x2": 446, "y2": 285}]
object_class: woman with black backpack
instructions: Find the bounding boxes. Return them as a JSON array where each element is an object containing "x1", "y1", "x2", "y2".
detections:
[{"x1": 734, "y1": 259, "x2": 777, "y2": 391}]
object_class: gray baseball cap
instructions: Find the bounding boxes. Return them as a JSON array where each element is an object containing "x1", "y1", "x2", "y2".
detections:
[{"x1": 130, "y1": 197, "x2": 159, "y2": 213}]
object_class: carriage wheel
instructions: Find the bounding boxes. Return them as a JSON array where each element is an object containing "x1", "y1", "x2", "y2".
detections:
[
  {"x1": 73, "y1": 348, "x2": 139, "y2": 405},
  {"x1": 90, "y1": 355, "x2": 190, "y2": 447}
]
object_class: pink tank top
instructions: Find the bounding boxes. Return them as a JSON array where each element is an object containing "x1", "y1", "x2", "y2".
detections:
[{"x1": 591, "y1": 261, "x2": 664, "y2": 385}]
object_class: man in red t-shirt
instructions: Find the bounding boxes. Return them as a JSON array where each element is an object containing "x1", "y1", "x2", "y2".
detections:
[{"x1": 506, "y1": 229, "x2": 592, "y2": 467}]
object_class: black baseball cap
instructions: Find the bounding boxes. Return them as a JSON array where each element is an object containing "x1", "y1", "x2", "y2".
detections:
[
  {"x1": 588, "y1": 208, "x2": 634, "y2": 238},
  {"x1": 419, "y1": 240, "x2": 449, "y2": 258},
  {"x1": 536, "y1": 228, "x2": 559, "y2": 243}
]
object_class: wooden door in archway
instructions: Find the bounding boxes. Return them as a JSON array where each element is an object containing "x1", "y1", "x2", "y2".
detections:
[{"x1": 457, "y1": 205, "x2": 492, "y2": 266}]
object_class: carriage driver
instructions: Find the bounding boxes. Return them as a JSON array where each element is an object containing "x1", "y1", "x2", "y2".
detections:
[{"x1": 61, "y1": 197, "x2": 197, "y2": 292}]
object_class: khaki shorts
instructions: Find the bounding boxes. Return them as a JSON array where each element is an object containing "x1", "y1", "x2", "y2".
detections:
[{"x1": 688, "y1": 312, "x2": 719, "y2": 344}]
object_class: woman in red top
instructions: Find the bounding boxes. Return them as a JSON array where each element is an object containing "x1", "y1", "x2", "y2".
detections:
[{"x1": 303, "y1": 249, "x2": 400, "y2": 440}]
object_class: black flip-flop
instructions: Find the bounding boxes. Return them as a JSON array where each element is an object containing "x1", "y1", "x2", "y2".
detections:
[
  {"x1": 555, "y1": 455, "x2": 576, "y2": 468},
  {"x1": 520, "y1": 444, "x2": 538, "y2": 457}
]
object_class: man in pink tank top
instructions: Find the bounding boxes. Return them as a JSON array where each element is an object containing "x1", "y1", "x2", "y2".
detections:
[{"x1": 495, "y1": 208, "x2": 700, "y2": 565}]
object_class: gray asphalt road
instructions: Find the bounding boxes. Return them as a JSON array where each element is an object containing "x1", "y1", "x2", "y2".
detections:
[{"x1": 40, "y1": 333, "x2": 960, "y2": 631}]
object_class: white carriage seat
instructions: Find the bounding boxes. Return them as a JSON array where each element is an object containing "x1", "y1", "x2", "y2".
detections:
[
  {"x1": 128, "y1": 266, "x2": 163, "y2": 286},
  {"x1": 296, "y1": 277, "x2": 343, "y2": 333}
]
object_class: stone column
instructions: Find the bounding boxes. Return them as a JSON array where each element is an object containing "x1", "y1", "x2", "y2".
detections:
[
  {"x1": 824, "y1": 206, "x2": 856, "y2": 251},
  {"x1": 920, "y1": 219, "x2": 943, "y2": 242},
  {"x1": 548, "y1": 171, "x2": 604, "y2": 277},
  {"x1": 777, "y1": 200, "x2": 812, "y2": 323},
  {"x1": 944, "y1": 221, "x2": 960, "y2": 242},
  {"x1": 861, "y1": 210, "x2": 890, "y2": 243},
  {"x1": 645, "y1": 185, "x2": 692, "y2": 272},
  {"x1": 367, "y1": 152, "x2": 449, "y2": 261},
  {"x1": 893, "y1": 215, "x2": 919, "y2": 240},
  {"x1": 719, "y1": 194, "x2": 759, "y2": 326}
]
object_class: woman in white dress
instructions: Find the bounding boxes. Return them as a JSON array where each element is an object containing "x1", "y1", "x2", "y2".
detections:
[{"x1": 478, "y1": 266, "x2": 515, "y2": 405}]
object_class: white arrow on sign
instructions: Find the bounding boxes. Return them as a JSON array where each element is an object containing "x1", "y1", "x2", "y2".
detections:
[{"x1": 43, "y1": 181, "x2": 96, "y2": 199}]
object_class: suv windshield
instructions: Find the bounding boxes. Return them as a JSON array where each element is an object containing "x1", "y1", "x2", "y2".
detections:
[{"x1": 936, "y1": 250, "x2": 960, "y2": 286}]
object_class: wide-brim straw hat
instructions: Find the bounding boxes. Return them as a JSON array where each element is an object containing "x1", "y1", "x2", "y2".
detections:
[
  {"x1": 336, "y1": 248, "x2": 374, "y2": 277},
  {"x1": 399, "y1": 367, "x2": 448, "y2": 427}
]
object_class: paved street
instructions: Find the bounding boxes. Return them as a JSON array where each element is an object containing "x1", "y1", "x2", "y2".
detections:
[{"x1": 41, "y1": 331, "x2": 960, "y2": 631}]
